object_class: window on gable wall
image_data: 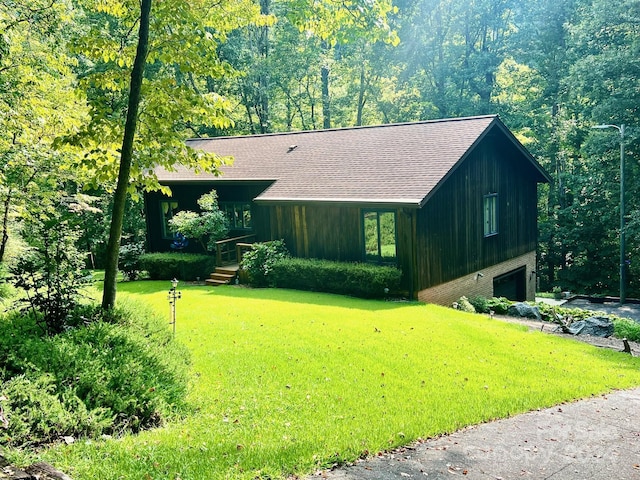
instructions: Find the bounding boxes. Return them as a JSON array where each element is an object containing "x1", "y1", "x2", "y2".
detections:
[
  {"x1": 483, "y1": 193, "x2": 498, "y2": 237},
  {"x1": 160, "y1": 201, "x2": 179, "y2": 239}
]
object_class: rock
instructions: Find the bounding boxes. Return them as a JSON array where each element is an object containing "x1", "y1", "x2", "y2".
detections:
[
  {"x1": 567, "y1": 316, "x2": 614, "y2": 338},
  {"x1": 507, "y1": 302, "x2": 541, "y2": 321},
  {"x1": 0, "y1": 455, "x2": 73, "y2": 480}
]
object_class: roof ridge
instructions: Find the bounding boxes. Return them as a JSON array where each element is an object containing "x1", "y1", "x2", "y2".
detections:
[{"x1": 185, "y1": 115, "x2": 498, "y2": 142}]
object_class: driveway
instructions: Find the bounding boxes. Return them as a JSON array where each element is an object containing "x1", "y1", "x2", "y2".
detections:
[
  {"x1": 562, "y1": 298, "x2": 640, "y2": 323},
  {"x1": 313, "y1": 388, "x2": 640, "y2": 480}
]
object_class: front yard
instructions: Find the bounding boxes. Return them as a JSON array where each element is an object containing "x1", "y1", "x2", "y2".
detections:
[{"x1": 42, "y1": 283, "x2": 640, "y2": 479}]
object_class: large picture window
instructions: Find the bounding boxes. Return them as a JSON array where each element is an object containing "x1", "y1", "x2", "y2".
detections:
[
  {"x1": 363, "y1": 210, "x2": 397, "y2": 264},
  {"x1": 483, "y1": 193, "x2": 498, "y2": 237},
  {"x1": 222, "y1": 203, "x2": 252, "y2": 230},
  {"x1": 160, "y1": 201, "x2": 179, "y2": 239}
]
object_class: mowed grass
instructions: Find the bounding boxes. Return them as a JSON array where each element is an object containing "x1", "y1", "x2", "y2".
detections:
[{"x1": 44, "y1": 283, "x2": 640, "y2": 479}]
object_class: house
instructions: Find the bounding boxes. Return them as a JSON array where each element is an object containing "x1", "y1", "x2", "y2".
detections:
[{"x1": 145, "y1": 115, "x2": 550, "y2": 305}]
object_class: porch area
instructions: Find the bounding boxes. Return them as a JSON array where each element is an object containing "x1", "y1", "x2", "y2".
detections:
[{"x1": 207, "y1": 234, "x2": 255, "y2": 286}]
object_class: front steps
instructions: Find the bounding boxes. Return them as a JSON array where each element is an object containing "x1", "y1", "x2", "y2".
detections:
[{"x1": 205, "y1": 266, "x2": 238, "y2": 286}]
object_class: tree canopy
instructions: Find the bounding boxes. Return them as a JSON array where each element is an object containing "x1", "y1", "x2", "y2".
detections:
[{"x1": 2, "y1": 0, "x2": 639, "y2": 300}]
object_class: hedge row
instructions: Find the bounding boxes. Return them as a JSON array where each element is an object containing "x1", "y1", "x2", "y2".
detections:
[
  {"x1": 267, "y1": 257, "x2": 402, "y2": 299},
  {"x1": 139, "y1": 253, "x2": 216, "y2": 281}
]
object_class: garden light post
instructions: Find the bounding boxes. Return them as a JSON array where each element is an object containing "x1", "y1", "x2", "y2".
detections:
[
  {"x1": 168, "y1": 278, "x2": 181, "y2": 336},
  {"x1": 592, "y1": 123, "x2": 626, "y2": 304}
]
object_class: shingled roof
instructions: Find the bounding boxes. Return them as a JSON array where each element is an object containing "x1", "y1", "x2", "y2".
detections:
[{"x1": 156, "y1": 115, "x2": 549, "y2": 207}]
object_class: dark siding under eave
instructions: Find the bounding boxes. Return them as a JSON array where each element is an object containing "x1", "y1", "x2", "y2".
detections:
[
  {"x1": 414, "y1": 137, "x2": 539, "y2": 291},
  {"x1": 266, "y1": 204, "x2": 363, "y2": 261},
  {"x1": 145, "y1": 182, "x2": 271, "y2": 252}
]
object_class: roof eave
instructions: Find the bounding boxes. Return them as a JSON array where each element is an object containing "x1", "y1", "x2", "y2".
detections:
[
  {"x1": 254, "y1": 197, "x2": 422, "y2": 209},
  {"x1": 417, "y1": 116, "x2": 551, "y2": 208}
]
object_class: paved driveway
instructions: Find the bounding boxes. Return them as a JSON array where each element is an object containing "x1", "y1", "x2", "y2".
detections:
[{"x1": 563, "y1": 298, "x2": 640, "y2": 323}]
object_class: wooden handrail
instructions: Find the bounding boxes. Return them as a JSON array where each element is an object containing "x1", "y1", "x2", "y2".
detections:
[
  {"x1": 215, "y1": 234, "x2": 256, "y2": 246},
  {"x1": 215, "y1": 234, "x2": 256, "y2": 266},
  {"x1": 236, "y1": 242, "x2": 254, "y2": 265}
]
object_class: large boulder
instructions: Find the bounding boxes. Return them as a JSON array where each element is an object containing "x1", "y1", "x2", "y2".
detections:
[
  {"x1": 567, "y1": 316, "x2": 614, "y2": 337},
  {"x1": 507, "y1": 302, "x2": 541, "y2": 321}
]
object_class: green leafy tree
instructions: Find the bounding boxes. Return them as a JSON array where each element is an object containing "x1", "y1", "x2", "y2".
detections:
[
  {"x1": 65, "y1": 0, "x2": 264, "y2": 308},
  {"x1": 0, "y1": 0, "x2": 85, "y2": 263},
  {"x1": 168, "y1": 190, "x2": 229, "y2": 252}
]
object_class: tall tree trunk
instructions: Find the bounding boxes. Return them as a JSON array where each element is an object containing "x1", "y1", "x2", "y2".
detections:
[
  {"x1": 321, "y1": 64, "x2": 330, "y2": 129},
  {"x1": 356, "y1": 63, "x2": 366, "y2": 126},
  {"x1": 0, "y1": 189, "x2": 11, "y2": 263},
  {"x1": 257, "y1": 0, "x2": 270, "y2": 133},
  {"x1": 321, "y1": 41, "x2": 331, "y2": 129},
  {"x1": 102, "y1": 0, "x2": 151, "y2": 310}
]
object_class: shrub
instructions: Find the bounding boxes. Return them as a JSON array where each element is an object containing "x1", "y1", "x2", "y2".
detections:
[
  {"x1": 119, "y1": 242, "x2": 145, "y2": 281},
  {"x1": 454, "y1": 296, "x2": 476, "y2": 313},
  {"x1": 0, "y1": 375, "x2": 111, "y2": 448},
  {"x1": 268, "y1": 257, "x2": 402, "y2": 299},
  {"x1": 487, "y1": 297, "x2": 512, "y2": 315},
  {"x1": 240, "y1": 240, "x2": 289, "y2": 287},
  {"x1": 0, "y1": 300, "x2": 190, "y2": 447},
  {"x1": 140, "y1": 252, "x2": 216, "y2": 281},
  {"x1": 468, "y1": 296, "x2": 489, "y2": 313},
  {"x1": 9, "y1": 217, "x2": 88, "y2": 336},
  {"x1": 613, "y1": 318, "x2": 640, "y2": 343}
]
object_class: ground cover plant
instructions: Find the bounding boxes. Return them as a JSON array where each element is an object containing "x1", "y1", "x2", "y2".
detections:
[
  {"x1": 30, "y1": 283, "x2": 640, "y2": 479},
  {"x1": 0, "y1": 299, "x2": 190, "y2": 448}
]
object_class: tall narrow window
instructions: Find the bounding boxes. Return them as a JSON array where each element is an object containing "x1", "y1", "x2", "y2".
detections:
[
  {"x1": 160, "y1": 201, "x2": 179, "y2": 239},
  {"x1": 483, "y1": 193, "x2": 498, "y2": 237},
  {"x1": 363, "y1": 210, "x2": 397, "y2": 264}
]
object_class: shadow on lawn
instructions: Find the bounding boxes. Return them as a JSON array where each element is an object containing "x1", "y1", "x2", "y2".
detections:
[
  {"x1": 201, "y1": 285, "x2": 419, "y2": 312},
  {"x1": 117, "y1": 280, "x2": 419, "y2": 312}
]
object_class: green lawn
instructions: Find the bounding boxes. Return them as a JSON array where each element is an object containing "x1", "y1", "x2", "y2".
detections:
[{"x1": 44, "y1": 282, "x2": 640, "y2": 479}]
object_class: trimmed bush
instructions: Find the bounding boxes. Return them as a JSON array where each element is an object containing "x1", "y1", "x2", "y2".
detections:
[
  {"x1": 466, "y1": 296, "x2": 512, "y2": 315},
  {"x1": 268, "y1": 257, "x2": 402, "y2": 299},
  {"x1": 240, "y1": 240, "x2": 289, "y2": 287},
  {"x1": 0, "y1": 300, "x2": 190, "y2": 447},
  {"x1": 140, "y1": 252, "x2": 216, "y2": 281}
]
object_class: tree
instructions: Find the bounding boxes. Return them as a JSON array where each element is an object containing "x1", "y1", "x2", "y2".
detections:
[
  {"x1": 100, "y1": 0, "x2": 151, "y2": 309},
  {"x1": 168, "y1": 190, "x2": 229, "y2": 252},
  {"x1": 0, "y1": 0, "x2": 85, "y2": 263},
  {"x1": 547, "y1": 0, "x2": 640, "y2": 296},
  {"x1": 65, "y1": 0, "x2": 263, "y2": 308}
]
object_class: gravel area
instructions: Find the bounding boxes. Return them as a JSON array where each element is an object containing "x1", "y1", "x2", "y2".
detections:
[{"x1": 495, "y1": 315, "x2": 640, "y2": 356}]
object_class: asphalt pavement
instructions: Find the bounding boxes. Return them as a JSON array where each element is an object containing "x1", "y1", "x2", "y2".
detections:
[{"x1": 314, "y1": 388, "x2": 640, "y2": 480}]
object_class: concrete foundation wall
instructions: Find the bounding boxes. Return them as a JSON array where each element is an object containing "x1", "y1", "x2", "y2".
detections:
[{"x1": 417, "y1": 251, "x2": 537, "y2": 305}]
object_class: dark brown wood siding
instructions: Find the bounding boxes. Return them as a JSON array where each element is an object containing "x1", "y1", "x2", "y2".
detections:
[
  {"x1": 256, "y1": 204, "x2": 414, "y2": 292},
  {"x1": 414, "y1": 136, "x2": 539, "y2": 291},
  {"x1": 263, "y1": 204, "x2": 363, "y2": 261}
]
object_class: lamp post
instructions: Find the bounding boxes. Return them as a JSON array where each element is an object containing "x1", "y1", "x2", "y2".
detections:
[
  {"x1": 168, "y1": 278, "x2": 181, "y2": 335},
  {"x1": 592, "y1": 123, "x2": 626, "y2": 304}
]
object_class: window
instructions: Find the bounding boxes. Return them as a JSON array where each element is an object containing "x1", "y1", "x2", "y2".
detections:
[
  {"x1": 222, "y1": 203, "x2": 252, "y2": 230},
  {"x1": 483, "y1": 193, "x2": 498, "y2": 237},
  {"x1": 160, "y1": 201, "x2": 179, "y2": 239},
  {"x1": 363, "y1": 210, "x2": 397, "y2": 264}
]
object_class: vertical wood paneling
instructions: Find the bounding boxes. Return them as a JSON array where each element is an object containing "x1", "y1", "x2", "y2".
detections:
[
  {"x1": 415, "y1": 136, "x2": 541, "y2": 291},
  {"x1": 262, "y1": 204, "x2": 365, "y2": 261}
]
